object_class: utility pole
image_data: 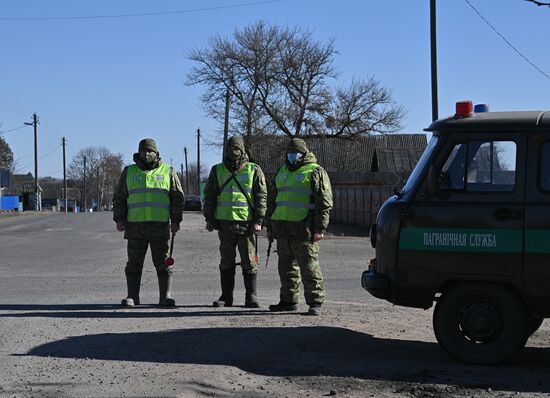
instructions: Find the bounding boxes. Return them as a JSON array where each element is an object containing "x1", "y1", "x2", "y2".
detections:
[
  {"x1": 180, "y1": 163, "x2": 184, "y2": 188},
  {"x1": 25, "y1": 113, "x2": 40, "y2": 210},
  {"x1": 223, "y1": 90, "x2": 230, "y2": 159},
  {"x1": 196, "y1": 128, "x2": 201, "y2": 197},
  {"x1": 430, "y1": 0, "x2": 439, "y2": 121},
  {"x1": 96, "y1": 166, "x2": 100, "y2": 212},
  {"x1": 83, "y1": 156, "x2": 87, "y2": 211},
  {"x1": 62, "y1": 137, "x2": 67, "y2": 213},
  {"x1": 184, "y1": 147, "x2": 189, "y2": 194}
]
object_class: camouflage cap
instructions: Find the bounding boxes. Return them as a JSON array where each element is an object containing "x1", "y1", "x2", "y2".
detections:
[
  {"x1": 227, "y1": 136, "x2": 246, "y2": 151},
  {"x1": 138, "y1": 138, "x2": 158, "y2": 153},
  {"x1": 287, "y1": 137, "x2": 308, "y2": 153}
]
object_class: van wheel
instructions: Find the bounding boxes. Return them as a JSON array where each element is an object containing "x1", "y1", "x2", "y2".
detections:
[
  {"x1": 526, "y1": 316, "x2": 544, "y2": 338},
  {"x1": 433, "y1": 283, "x2": 529, "y2": 365}
]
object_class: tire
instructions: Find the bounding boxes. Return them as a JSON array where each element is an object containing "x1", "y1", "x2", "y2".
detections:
[
  {"x1": 433, "y1": 283, "x2": 529, "y2": 365},
  {"x1": 526, "y1": 316, "x2": 544, "y2": 339}
]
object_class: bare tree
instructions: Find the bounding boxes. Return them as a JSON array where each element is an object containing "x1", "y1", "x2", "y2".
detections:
[
  {"x1": 187, "y1": 20, "x2": 405, "y2": 140},
  {"x1": 525, "y1": 0, "x2": 550, "y2": 6},
  {"x1": 68, "y1": 146, "x2": 124, "y2": 209},
  {"x1": 323, "y1": 78, "x2": 406, "y2": 136}
]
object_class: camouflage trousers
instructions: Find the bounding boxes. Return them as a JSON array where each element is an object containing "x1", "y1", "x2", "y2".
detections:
[
  {"x1": 276, "y1": 237, "x2": 325, "y2": 305},
  {"x1": 125, "y1": 238, "x2": 172, "y2": 276},
  {"x1": 218, "y1": 222, "x2": 257, "y2": 275}
]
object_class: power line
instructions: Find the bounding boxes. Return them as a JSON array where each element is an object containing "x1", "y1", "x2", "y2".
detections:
[
  {"x1": 0, "y1": 0, "x2": 284, "y2": 21},
  {"x1": 0, "y1": 125, "x2": 26, "y2": 136},
  {"x1": 464, "y1": 0, "x2": 550, "y2": 81}
]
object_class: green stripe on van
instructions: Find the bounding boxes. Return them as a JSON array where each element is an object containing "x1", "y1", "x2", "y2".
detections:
[
  {"x1": 399, "y1": 227, "x2": 522, "y2": 253},
  {"x1": 525, "y1": 229, "x2": 550, "y2": 253}
]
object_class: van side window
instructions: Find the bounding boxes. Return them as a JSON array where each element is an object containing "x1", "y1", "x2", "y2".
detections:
[
  {"x1": 541, "y1": 142, "x2": 550, "y2": 192},
  {"x1": 440, "y1": 141, "x2": 516, "y2": 192}
]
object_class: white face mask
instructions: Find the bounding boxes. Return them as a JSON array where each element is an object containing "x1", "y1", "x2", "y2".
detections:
[
  {"x1": 287, "y1": 152, "x2": 303, "y2": 164},
  {"x1": 140, "y1": 151, "x2": 157, "y2": 164}
]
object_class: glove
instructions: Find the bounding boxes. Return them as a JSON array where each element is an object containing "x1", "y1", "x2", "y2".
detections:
[
  {"x1": 206, "y1": 220, "x2": 214, "y2": 232},
  {"x1": 171, "y1": 223, "x2": 180, "y2": 234}
]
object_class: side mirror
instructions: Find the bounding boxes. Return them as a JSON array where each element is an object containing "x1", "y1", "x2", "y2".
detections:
[{"x1": 428, "y1": 164, "x2": 439, "y2": 196}]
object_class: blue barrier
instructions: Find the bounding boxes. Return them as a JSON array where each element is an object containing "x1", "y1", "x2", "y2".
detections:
[{"x1": 1, "y1": 196, "x2": 19, "y2": 211}]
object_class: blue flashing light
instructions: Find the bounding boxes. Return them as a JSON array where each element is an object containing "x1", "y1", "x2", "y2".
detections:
[{"x1": 474, "y1": 104, "x2": 489, "y2": 113}]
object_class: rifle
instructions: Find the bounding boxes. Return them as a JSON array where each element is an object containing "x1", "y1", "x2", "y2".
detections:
[
  {"x1": 265, "y1": 237, "x2": 273, "y2": 268},
  {"x1": 254, "y1": 233, "x2": 260, "y2": 264}
]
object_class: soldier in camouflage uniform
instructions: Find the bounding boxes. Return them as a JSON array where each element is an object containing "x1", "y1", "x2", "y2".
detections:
[
  {"x1": 113, "y1": 138, "x2": 184, "y2": 307},
  {"x1": 203, "y1": 136, "x2": 267, "y2": 308},
  {"x1": 266, "y1": 138, "x2": 333, "y2": 316}
]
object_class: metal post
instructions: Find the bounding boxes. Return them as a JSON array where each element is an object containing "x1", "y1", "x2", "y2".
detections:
[
  {"x1": 223, "y1": 90, "x2": 230, "y2": 159},
  {"x1": 430, "y1": 0, "x2": 439, "y2": 121},
  {"x1": 62, "y1": 137, "x2": 67, "y2": 213},
  {"x1": 197, "y1": 128, "x2": 201, "y2": 197},
  {"x1": 184, "y1": 147, "x2": 189, "y2": 194},
  {"x1": 83, "y1": 155, "x2": 87, "y2": 211},
  {"x1": 96, "y1": 166, "x2": 100, "y2": 211}
]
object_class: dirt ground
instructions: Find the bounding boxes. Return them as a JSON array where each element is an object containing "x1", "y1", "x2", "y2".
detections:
[{"x1": 0, "y1": 212, "x2": 549, "y2": 398}]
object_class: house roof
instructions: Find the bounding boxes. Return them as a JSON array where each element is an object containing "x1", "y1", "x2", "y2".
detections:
[{"x1": 247, "y1": 134, "x2": 427, "y2": 174}]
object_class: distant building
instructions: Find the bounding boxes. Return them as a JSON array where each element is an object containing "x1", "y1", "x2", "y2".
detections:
[
  {"x1": 248, "y1": 134, "x2": 428, "y2": 228},
  {"x1": 248, "y1": 134, "x2": 427, "y2": 176},
  {"x1": 2, "y1": 172, "x2": 42, "y2": 211}
]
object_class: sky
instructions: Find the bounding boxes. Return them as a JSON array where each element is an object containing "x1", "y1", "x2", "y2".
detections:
[{"x1": 1, "y1": 0, "x2": 549, "y2": 179}]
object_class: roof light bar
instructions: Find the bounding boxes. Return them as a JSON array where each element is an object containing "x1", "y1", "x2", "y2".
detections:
[{"x1": 455, "y1": 101, "x2": 474, "y2": 118}]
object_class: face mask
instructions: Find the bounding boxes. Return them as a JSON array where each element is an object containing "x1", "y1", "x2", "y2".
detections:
[
  {"x1": 140, "y1": 151, "x2": 158, "y2": 164},
  {"x1": 287, "y1": 152, "x2": 302, "y2": 165},
  {"x1": 227, "y1": 148, "x2": 243, "y2": 161}
]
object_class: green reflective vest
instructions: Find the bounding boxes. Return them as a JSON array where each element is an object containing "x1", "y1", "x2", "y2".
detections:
[
  {"x1": 126, "y1": 163, "x2": 171, "y2": 222},
  {"x1": 215, "y1": 162, "x2": 255, "y2": 221},
  {"x1": 271, "y1": 163, "x2": 318, "y2": 222}
]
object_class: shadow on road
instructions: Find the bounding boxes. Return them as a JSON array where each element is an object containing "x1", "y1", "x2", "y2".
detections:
[
  {"x1": 22, "y1": 326, "x2": 550, "y2": 393},
  {"x1": 0, "y1": 304, "x2": 210, "y2": 311},
  {"x1": 0, "y1": 304, "x2": 276, "y2": 318}
]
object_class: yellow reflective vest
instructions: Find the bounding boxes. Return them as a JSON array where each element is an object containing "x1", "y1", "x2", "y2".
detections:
[
  {"x1": 126, "y1": 163, "x2": 171, "y2": 222},
  {"x1": 271, "y1": 163, "x2": 318, "y2": 222},
  {"x1": 215, "y1": 163, "x2": 255, "y2": 221}
]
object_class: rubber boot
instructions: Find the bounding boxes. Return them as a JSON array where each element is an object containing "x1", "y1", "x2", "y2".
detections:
[
  {"x1": 213, "y1": 268, "x2": 235, "y2": 307},
  {"x1": 269, "y1": 301, "x2": 298, "y2": 312},
  {"x1": 243, "y1": 273, "x2": 260, "y2": 308},
  {"x1": 157, "y1": 273, "x2": 176, "y2": 307},
  {"x1": 121, "y1": 272, "x2": 141, "y2": 307},
  {"x1": 307, "y1": 303, "x2": 322, "y2": 316}
]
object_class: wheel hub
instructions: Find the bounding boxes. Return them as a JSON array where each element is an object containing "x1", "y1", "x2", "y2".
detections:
[{"x1": 459, "y1": 302, "x2": 501, "y2": 342}]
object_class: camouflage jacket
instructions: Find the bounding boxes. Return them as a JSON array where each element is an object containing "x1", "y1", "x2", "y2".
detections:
[{"x1": 112, "y1": 154, "x2": 184, "y2": 240}]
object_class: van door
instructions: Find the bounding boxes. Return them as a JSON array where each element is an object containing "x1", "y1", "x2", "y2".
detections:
[
  {"x1": 523, "y1": 132, "x2": 550, "y2": 317},
  {"x1": 396, "y1": 132, "x2": 526, "y2": 304}
]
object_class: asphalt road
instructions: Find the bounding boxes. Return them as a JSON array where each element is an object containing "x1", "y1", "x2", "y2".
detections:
[
  {"x1": 0, "y1": 212, "x2": 370, "y2": 307},
  {"x1": 1, "y1": 212, "x2": 549, "y2": 398}
]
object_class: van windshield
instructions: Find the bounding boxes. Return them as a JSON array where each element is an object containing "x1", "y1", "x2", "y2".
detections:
[{"x1": 401, "y1": 135, "x2": 439, "y2": 194}]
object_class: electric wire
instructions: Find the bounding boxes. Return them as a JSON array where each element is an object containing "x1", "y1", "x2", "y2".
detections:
[
  {"x1": 464, "y1": 0, "x2": 550, "y2": 81},
  {"x1": 0, "y1": 0, "x2": 283, "y2": 21},
  {"x1": 0, "y1": 125, "x2": 26, "y2": 136}
]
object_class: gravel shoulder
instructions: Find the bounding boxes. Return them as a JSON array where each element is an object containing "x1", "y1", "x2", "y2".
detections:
[{"x1": 0, "y1": 212, "x2": 549, "y2": 397}]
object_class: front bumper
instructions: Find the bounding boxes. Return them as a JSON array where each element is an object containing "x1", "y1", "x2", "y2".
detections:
[{"x1": 361, "y1": 270, "x2": 390, "y2": 300}]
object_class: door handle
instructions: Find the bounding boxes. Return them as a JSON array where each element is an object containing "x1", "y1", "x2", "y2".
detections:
[{"x1": 494, "y1": 208, "x2": 522, "y2": 221}]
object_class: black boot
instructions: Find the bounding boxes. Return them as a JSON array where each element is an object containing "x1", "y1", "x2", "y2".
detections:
[
  {"x1": 157, "y1": 273, "x2": 176, "y2": 307},
  {"x1": 243, "y1": 273, "x2": 260, "y2": 308},
  {"x1": 213, "y1": 268, "x2": 235, "y2": 307},
  {"x1": 121, "y1": 272, "x2": 141, "y2": 307},
  {"x1": 269, "y1": 301, "x2": 298, "y2": 312}
]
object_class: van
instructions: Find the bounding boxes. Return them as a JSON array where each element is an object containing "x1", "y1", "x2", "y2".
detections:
[{"x1": 362, "y1": 101, "x2": 550, "y2": 364}]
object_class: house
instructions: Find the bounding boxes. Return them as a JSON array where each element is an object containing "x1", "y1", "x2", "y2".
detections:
[{"x1": 248, "y1": 134, "x2": 428, "y2": 228}]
